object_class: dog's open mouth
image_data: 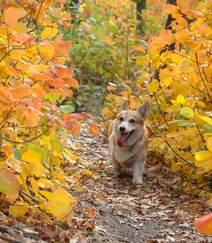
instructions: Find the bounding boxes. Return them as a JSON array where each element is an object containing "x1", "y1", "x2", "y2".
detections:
[{"x1": 117, "y1": 130, "x2": 134, "y2": 147}]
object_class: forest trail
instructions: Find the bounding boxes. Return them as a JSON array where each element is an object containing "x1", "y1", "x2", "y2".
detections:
[{"x1": 66, "y1": 125, "x2": 212, "y2": 243}]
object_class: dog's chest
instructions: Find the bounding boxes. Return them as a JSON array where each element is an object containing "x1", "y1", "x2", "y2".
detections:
[{"x1": 114, "y1": 146, "x2": 136, "y2": 164}]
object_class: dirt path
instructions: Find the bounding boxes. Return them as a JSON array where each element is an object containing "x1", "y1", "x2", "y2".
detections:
[{"x1": 67, "y1": 125, "x2": 212, "y2": 243}]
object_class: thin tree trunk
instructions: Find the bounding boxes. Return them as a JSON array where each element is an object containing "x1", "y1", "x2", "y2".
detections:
[{"x1": 136, "y1": 0, "x2": 146, "y2": 34}]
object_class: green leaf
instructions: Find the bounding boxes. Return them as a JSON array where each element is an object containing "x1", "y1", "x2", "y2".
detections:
[
  {"x1": 45, "y1": 93, "x2": 60, "y2": 103},
  {"x1": 180, "y1": 107, "x2": 194, "y2": 119},
  {"x1": 59, "y1": 105, "x2": 75, "y2": 114},
  {"x1": 13, "y1": 148, "x2": 21, "y2": 160}
]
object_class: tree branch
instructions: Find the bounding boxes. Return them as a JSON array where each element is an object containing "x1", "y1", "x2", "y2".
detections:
[{"x1": 195, "y1": 53, "x2": 212, "y2": 104}]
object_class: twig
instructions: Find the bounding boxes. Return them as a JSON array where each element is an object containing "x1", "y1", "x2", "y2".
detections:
[
  {"x1": 27, "y1": 0, "x2": 44, "y2": 34},
  {"x1": 2, "y1": 130, "x2": 48, "y2": 144},
  {"x1": 0, "y1": 225, "x2": 38, "y2": 237},
  {"x1": 35, "y1": 0, "x2": 44, "y2": 25},
  {"x1": 149, "y1": 118, "x2": 193, "y2": 167},
  {"x1": 0, "y1": 48, "x2": 14, "y2": 63},
  {"x1": 195, "y1": 122, "x2": 207, "y2": 150},
  {"x1": 19, "y1": 189, "x2": 40, "y2": 204},
  {"x1": 164, "y1": 136, "x2": 193, "y2": 166},
  {"x1": 195, "y1": 53, "x2": 212, "y2": 104},
  {"x1": 0, "y1": 234, "x2": 23, "y2": 243},
  {"x1": 153, "y1": 94, "x2": 169, "y2": 127}
]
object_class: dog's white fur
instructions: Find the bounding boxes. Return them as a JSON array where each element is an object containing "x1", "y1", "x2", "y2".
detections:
[{"x1": 109, "y1": 101, "x2": 150, "y2": 184}]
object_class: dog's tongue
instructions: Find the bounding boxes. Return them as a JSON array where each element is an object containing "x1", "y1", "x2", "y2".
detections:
[{"x1": 117, "y1": 133, "x2": 129, "y2": 147}]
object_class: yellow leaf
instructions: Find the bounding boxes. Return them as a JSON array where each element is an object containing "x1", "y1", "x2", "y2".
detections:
[
  {"x1": 195, "y1": 159, "x2": 212, "y2": 172},
  {"x1": 40, "y1": 27, "x2": 58, "y2": 39},
  {"x1": 176, "y1": 95, "x2": 186, "y2": 105},
  {"x1": 38, "y1": 178, "x2": 54, "y2": 189},
  {"x1": 30, "y1": 163, "x2": 46, "y2": 177},
  {"x1": 207, "y1": 137, "x2": 212, "y2": 153},
  {"x1": 148, "y1": 79, "x2": 159, "y2": 93},
  {"x1": 39, "y1": 41, "x2": 55, "y2": 61},
  {"x1": 195, "y1": 151, "x2": 212, "y2": 162},
  {"x1": 62, "y1": 149, "x2": 78, "y2": 163},
  {"x1": 22, "y1": 150, "x2": 41, "y2": 164},
  {"x1": 9, "y1": 203, "x2": 29, "y2": 218},
  {"x1": 196, "y1": 112, "x2": 212, "y2": 125},
  {"x1": 27, "y1": 64, "x2": 49, "y2": 74},
  {"x1": 208, "y1": 197, "x2": 212, "y2": 206},
  {"x1": 30, "y1": 178, "x2": 39, "y2": 195},
  {"x1": 102, "y1": 107, "x2": 115, "y2": 119},
  {"x1": 40, "y1": 188, "x2": 77, "y2": 220}
]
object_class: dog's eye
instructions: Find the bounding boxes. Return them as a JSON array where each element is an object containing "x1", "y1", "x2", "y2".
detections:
[
  {"x1": 119, "y1": 117, "x2": 124, "y2": 121},
  {"x1": 129, "y1": 119, "x2": 135, "y2": 123}
]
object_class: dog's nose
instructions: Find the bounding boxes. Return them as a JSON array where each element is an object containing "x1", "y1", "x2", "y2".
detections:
[{"x1": 119, "y1": 126, "x2": 126, "y2": 132}]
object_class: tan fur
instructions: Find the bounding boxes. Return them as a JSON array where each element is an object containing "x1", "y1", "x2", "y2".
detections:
[{"x1": 109, "y1": 102, "x2": 150, "y2": 184}]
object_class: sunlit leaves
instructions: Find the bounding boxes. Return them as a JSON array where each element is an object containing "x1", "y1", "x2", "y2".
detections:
[
  {"x1": 40, "y1": 27, "x2": 58, "y2": 39},
  {"x1": 39, "y1": 41, "x2": 55, "y2": 61},
  {"x1": 0, "y1": 0, "x2": 79, "y2": 223},
  {"x1": 195, "y1": 151, "x2": 212, "y2": 172},
  {"x1": 22, "y1": 150, "x2": 41, "y2": 164},
  {"x1": 40, "y1": 188, "x2": 77, "y2": 220},
  {"x1": 148, "y1": 79, "x2": 159, "y2": 93}
]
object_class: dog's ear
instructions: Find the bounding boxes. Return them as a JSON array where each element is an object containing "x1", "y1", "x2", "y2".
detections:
[
  {"x1": 138, "y1": 101, "x2": 150, "y2": 120},
  {"x1": 120, "y1": 100, "x2": 129, "y2": 110}
]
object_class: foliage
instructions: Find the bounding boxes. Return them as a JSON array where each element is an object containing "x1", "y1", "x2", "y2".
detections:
[
  {"x1": 62, "y1": 0, "x2": 140, "y2": 115},
  {"x1": 0, "y1": 0, "x2": 85, "y2": 221},
  {"x1": 103, "y1": 0, "x2": 212, "y2": 203}
]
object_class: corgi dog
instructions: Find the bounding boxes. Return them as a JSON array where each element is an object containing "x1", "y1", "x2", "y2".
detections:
[{"x1": 109, "y1": 101, "x2": 150, "y2": 184}]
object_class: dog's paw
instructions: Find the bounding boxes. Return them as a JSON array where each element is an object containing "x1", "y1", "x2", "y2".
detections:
[{"x1": 132, "y1": 177, "x2": 143, "y2": 185}]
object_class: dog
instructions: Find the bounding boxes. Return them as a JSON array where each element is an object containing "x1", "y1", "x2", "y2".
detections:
[{"x1": 109, "y1": 101, "x2": 150, "y2": 184}]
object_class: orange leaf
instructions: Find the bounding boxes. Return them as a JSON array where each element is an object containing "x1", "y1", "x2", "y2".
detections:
[
  {"x1": 87, "y1": 207, "x2": 96, "y2": 218},
  {"x1": 4, "y1": 7, "x2": 26, "y2": 26},
  {"x1": 195, "y1": 213, "x2": 212, "y2": 235},
  {"x1": 68, "y1": 79, "x2": 80, "y2": 88},
  {"x1": 57, "y1": 67, "x2": 73, "y2": 78},
  {"x1": 106, "y1": 85, "x2": 117, "y2": 91},
  {"x1": 133, "y1": 46, "x2": 145, "y2": 52},
  {"x1": 89, "y1": 122, "x2": 99, "y2": 136},
  {"x1": 65, "y1": 121, "x2": 81, "y2": 137},
  {"x1": 163, "y1": 4, "x2": 178, "y2": 14}
]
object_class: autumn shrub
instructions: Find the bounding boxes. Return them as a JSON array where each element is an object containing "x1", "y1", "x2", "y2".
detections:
[
  {"x1": 62, "y1": 0, "x2": 140, "y2": 115},
  {"x1": 104, "y1": 0, "x2": 212, "y2": 202},
  {"x1": 0, "y1": 0, "x2": 83, "y2": 220}
]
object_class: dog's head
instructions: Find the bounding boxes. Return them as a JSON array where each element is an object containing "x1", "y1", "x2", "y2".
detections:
[{"x1": 114, "y1": 101, "x2": 150, "y2": 147}]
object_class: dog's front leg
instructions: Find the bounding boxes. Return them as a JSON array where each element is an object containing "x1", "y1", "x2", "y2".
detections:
[
  {"x1": 111, "y1": 155, "x2": 121, "y2": 176},
  {"x1": 132, "y1": 160, "x2": 145, "y2": 184}
]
